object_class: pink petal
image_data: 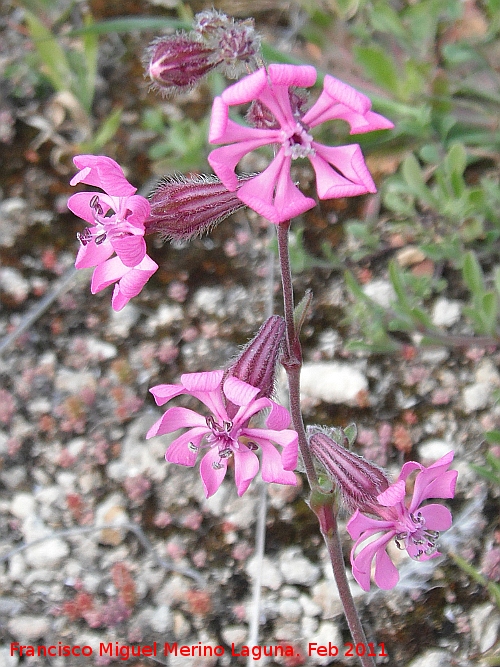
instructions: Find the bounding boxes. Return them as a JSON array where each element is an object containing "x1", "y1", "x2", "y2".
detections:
[
  {"x1": 165, "y1": 427, "x2": 208, "y2": 466},
  {"x1": 237, "y1": 152, "x2": 316, "y2": 223},
  {"x1": 347, "y1": 510, "x2": 395, "y2": 540},
  {"x1": 377, "y1": 479, "x2": 406, "y2": 506},
  {"x1": 233, "y1": 447, "x2": 260, "y2": 496},
  {"x1": 75, "y1": 239, "x2": 113, "y2": 269},
  {"x1": 146, "y1": 407, "x2": 205, "y2": 438},
  {"x1": 68, "y1": 192, "x2": 101, "y2": 224},
  {"x1": 71, "y1": 155, "x2": 137, "y2": 196},
  {"x1": 350, "y1": 531, "x2": 394, "y2": 591},
  {"x1": 209, "y1": 96, "x2": 229, "y2": 143},
  {"x1": 112, "y1": 235, "x2": 147, "y2": 268},
  {"x1": 265, "y1": 402, "x2": 291, "y2": 430},
  {"x1": 223, "y1": 377, "x2": 260, "y2": 407},
  {"x1": 257, "y1": 439, "x2": 297, "y2": 485},
  {"x1": 91, "y1": 256, "x2": 128, "y2": 293},
  {"x1": 181, "y1": 370, "x2": 224, "y2": 393},
  {"x1": 373, "y1": 545, "x2": 400, "y2": 589},
  {"x1": 418, "y1": 504, "x2": 453, "y2": 532},
  {"x1": 267, "y1": 64, "x2": 317, "y2": 88},
  {"x1": 220, "y1": 67, "x2": 268, "y2": 106},
  {"x1": 208, "y1": 137, "x2": 275, "y2": 191},
  {"x1": 124, "y1": 195, "x2": 150, "y2": 225},
  {"x1": 111, "y1": 255, "x2": 158, "y2": 310},
  {"x1": 309, "y1": 144, "x2": 376, "y2": 199},
  {"x1": 200, "y1": 448, "x2": 227, "y2": 497},
  {"x1": 149, "y1": 383, "x2": 185, "y2": 406}
]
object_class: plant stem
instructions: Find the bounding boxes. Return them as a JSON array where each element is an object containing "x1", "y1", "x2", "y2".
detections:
[{"x1": 276, "y1": 221, "x2": 375, "y2": 667}]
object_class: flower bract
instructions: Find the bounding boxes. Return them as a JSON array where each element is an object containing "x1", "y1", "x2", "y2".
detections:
[
  {"x1": 347, "y1": 451, "x2": 458, "y2": 591},
  {"x1": 208, "y1": 64, "x2": 393, "y2": 224},
  {"x1": 67, "y1": 155, "x2": 158, "y2": 311},
  {"x1": 146, "y1": 370, "x2": 298, "y2": 497}
]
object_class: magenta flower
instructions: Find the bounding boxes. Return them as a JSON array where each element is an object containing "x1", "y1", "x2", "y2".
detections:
[
  {"x1": 347, "y1": 452, "x2": 458, "y2": 591},
  {"x1": 208, "y1": 64, "x2": 393, "y2": 224},
  {"x1": 68, "y1": 155, "x2": 158, "y2": 311},
  {"x1": 146, "y1": 370, "x2": 298, "y2": 497}
]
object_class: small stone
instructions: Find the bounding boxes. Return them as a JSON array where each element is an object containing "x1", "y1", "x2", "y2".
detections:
[
  {"x1": 407, "y1": 649, "x2": 452, "y2": 667},
  {"x1": 24, "y1": 536, "x2": 69, "y2": 570},
  {"x1": 107, "y1": 413, "x2": 166, "y2": 482},
  {"x1": 300, "y1": 362, "x2": 368, "y2": 407},
  {"x1": 108, "y1": 304, "x2": 140, "y2": 337},
  {"x1": 418, "y1": 439, "x2": 455, "y2": 463},
  {"x1": 172, "y1": 611, "x2": 191, "y2": 639},
  {"x1": 221, "y1": 625, "x2": 247, "y2": 646},
  {"x1": 471, "y1": 602, "x2": 500, "y2": 653},
  {"x1": 463, "y1": 382, "x2": 491, "y2": 413},
  {"x1": 150, "y1": 604, "x2": 172, "y2": 633},
  {"x1": 95, "y1": 494, "x2": 129, "y2": 545},
  {"x1": 8, "y1": 615, "x2": 50, "y2": 641},
  {"x1": 85, "y1": 337, "x2": 117, "y2": 360},
  {"x1": 308, "y1": 621, "x2": 342, "y2": 665},
  {"x1": 363, "y1": 279, "x2": 395, "y2": 308},
  {"x1": 279, "y1": 548, "x2": 320, "y2": 587},
  {"x1": 10, "y1": 493, "x2": 36, "y2": 519},
  {"x1": 396, "y1": 245, "x2": 426, "y2": 267},
  {"x1": 0, "y1": 267, "x2": 30, "y2": 302},
  {"x1": 0, "y1": 645, "x2": 19, "y2": 666},
  {"x1": 246, "y1": 556, "x2": 283, "y2": 591},
  {"x1": 279, "y1": 598, "x2": 302, "y2": 621},
  {"x1": 54, "y1": 369, "x2": 96, "y2": 393},
  {"x1": 432, "y1": 297, "x2": 461, "y2": 327}
]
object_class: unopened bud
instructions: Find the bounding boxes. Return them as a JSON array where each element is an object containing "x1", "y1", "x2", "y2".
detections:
[
  {"x1": 145, "y1": 174, "x2": 251, "y2": 242},
  {"x1": 145, "y1": 34, "x2": 220, "y2": 96},
  {"x1": 225, "y1": 316, "x2": 286, "y2": 416},
  {"x1": 194, "y1": 9, "x2": 261, "y2": 78},
  {"x1": 308, "y1": 427, "x2": 390, "y2": 514}
]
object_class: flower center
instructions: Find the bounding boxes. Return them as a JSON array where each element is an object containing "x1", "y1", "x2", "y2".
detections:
[
  {"x1": 281, "y1": 122, "x2": 315, "y2": 160},
  {"x1": 205, "y1": 415, "x2": 237, "y2": 470},
  {"x1": 394, "y1": 511, "x2": 440, "y2": 560}
]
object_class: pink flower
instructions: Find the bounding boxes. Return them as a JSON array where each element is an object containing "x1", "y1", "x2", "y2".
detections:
[
  {"x1": 68, "y1": 155, "x2": 158, "y2": 310},
  {"x1": 146, "y1": 370, "x2": 298, "y2": 497},
  {"x1": 347, "y1": 452, "x2": 458, "y2": 591},
  {"x1": 208, "y1": 64, "x2": 393, "y2": 224}
]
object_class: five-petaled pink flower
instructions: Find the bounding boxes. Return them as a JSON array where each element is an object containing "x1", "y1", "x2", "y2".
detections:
[
  {"x1": 146, "y1": 370, "x2": 298, "y2": 497},
  {"x1": 68, "y1": 155, "x2": 158, "y2": 311},
  {"x1": 347, "y1": 452, "x2": 458, "y2": 591},
  {"x1": 208, "y1": 64, "x2": 393, "y2": 224}
]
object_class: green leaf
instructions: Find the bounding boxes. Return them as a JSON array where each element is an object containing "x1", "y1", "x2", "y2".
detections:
[
  {"x1": 481, "y1": 292, "x2": 498, "y2": 336},
  {"x1": 353, "y1": 45, "x2": 399, "y2": 94},
  {"x1": 24, "y1": 10, "x2": 73, "y2": 94},
  {"x1": 401, "y1": 153, "x2": 438, "y2": 207},
  {"x1": 68, "y1": 16, "x2": 189, "y2": 37},
  {"x1": 293, "y1": 289, "x2": 314, "y2": 337},
  {"x1": 462, "y1": 251, "x2": 485, "y2": 298}
]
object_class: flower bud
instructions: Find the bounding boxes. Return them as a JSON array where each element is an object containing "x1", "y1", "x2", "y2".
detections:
[
  {"x1": 224, "y1": 316, "x2": 286, "y2": 416},
  {"x1": 145, "y1": 34, "x2": 220, "y2": 96},
  {"x1": 308, "y1": 427, "x2": 390, "y2": 514},
  {"x1": 144, "y1": 174, "x2": 251, "y2": 242}
]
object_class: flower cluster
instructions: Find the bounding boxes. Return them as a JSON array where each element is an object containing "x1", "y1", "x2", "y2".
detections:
[
  {"x1": 67, "y1": 155, "x2": 157, "y2": 311},
  {"x1": 208, "y1": 64, "x2": 394, "y2": 224},
  {"x1": 347, "y1": 452, "x2": 457, "y2": 590},
  {"x1": 146, "y1": 370, "x2": 298, "y2": 498}
]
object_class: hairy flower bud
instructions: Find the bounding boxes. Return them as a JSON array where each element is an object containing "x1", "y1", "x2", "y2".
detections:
[
  {"x1": 144, "y1": 174, "x2": 251, "y2": 242},
  {"x1": 145, "y1": 34, "x2": 220, "y2": 96},
  {"x1": 308, "y1": 427, "x2": 390, "y2": 514},
  {"x1": 225, "y1": 316, "x2": 286, "y2": 417},
  {"x1": 194, "y1": 10, "x2": 261, "y2": 78}
]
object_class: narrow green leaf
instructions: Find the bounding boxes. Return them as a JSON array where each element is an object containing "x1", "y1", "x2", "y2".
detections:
[
  {"x1": 24, "y1": 10, "x2": 73, "y2": 93},
  {"x1": 68, "y1": 16, "x2": 189, "y2": 37},
  {"x1": 462, "y1": 251, "x2": 485, "y2": 298},
  {"x1": 293, "y1": 289, "x2": 314, "y2": 337}
]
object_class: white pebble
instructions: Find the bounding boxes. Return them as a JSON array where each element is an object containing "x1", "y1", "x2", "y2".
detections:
[{"x1": 300, "y1": 363, "x2": 368, "y2": 406}]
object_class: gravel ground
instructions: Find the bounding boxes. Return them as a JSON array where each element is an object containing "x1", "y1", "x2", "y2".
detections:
[{"x1": 1, "y1": 2, "x2": 500, "y2": 666}]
